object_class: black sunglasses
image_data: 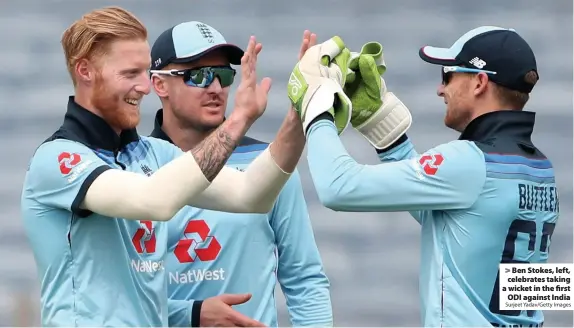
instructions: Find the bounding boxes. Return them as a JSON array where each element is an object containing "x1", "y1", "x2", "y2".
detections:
[{"x1": 150, "y1": 66, "x2": 236, "y2": 88}]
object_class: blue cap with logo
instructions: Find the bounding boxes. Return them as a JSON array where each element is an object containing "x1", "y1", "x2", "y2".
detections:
[
  {"x1": 419, "y1": 26, "x2": 539, "y2": 93},
  {"x1": 151, "y1": 21, "x2": 244, "y2": 70}
]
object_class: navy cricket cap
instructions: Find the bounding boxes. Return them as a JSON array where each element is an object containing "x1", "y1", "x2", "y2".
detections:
[
  {"x1": 151, "y1": 21, "x2": 244, "y2": 70},
  {"x1": 419, "y1": 26, "x2": 539, "y2": 93}
]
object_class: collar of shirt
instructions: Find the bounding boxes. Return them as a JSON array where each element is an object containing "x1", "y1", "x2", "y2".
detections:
[
  {"x1": 62, "y1": 96, "x2": 139, "y2": 151},
  {"x1": 149, "y1": 109, "x2": 262, "y2": 147},
  {"x1": 459, "y1": 110, "x2": 536, "y2": 143}
]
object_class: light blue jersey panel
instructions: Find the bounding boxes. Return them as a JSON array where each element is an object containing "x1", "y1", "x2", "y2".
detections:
[
  {"x1": 377, "y1": 138, "x2": 558, "y2": 327},
  {"x1": 428, "y1": 153, "x2": 557, "y2": 328},
  {"x1": 306, "y1": 119, "x2": 558, "y2": 327},
  {"x1": 21, "y1": 136, "x2": 187, "y2": 327},
  {"x1": 166, "y1": 140, "x2": 333, "y2": 327}
]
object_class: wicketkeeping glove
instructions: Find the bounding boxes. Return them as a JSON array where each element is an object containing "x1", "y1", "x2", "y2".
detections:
[
  {"x1": 288, "y1": 36, "x2": 352, "y2": 135},
  {"x1": 344, "y1": 42, "x2": 412, "y2": 149}
]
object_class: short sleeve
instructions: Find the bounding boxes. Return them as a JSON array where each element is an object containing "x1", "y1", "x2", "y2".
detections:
[{"x1": 24, "y1": 139, "x2": 111, "y2": 217}]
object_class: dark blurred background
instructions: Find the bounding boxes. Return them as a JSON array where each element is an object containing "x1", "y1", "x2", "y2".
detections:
[{"x1": 0, "y1": 0, "x2": 572, "y2": 326}]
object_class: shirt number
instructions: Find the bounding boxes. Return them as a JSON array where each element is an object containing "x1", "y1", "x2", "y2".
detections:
[{"x1": 488, "y1": 219, "x2": 556, "y2": 317}]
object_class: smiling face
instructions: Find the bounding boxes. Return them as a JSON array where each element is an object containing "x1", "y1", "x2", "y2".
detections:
[
  {"x1": 89, "y1": 39, "x2": 152, "y2": 131},
  {"x1": 153, "y1": 50, "x2": 232, "y2": 132},
  {"x1": 62, "y1": 7, "x2": 151, "y2": 133}
]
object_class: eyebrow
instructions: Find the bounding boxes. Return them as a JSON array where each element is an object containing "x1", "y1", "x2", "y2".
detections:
[{"x1": 119, "y1": 68, "x2": 145, "y2": 75}]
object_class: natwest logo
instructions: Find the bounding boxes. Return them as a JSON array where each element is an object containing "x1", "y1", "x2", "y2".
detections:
[
  {"x1": 132, "y1": 221, "x2": 156, "y2": 254},
  {"x1": 169, "y1": 268, "x2": 225, "y2": 284},
  {"x1": 58, "y1": 152, "x2": 81, "y2": 175},
  {"x1": 174, "y1": 220, "x2": 221, "y2": 263},
  {"x1": 131, "y1": 259, "x2": 164, "y2": 273},
  {"x1": 418, "y1": 153, "x2": 444, "y2": 176}
]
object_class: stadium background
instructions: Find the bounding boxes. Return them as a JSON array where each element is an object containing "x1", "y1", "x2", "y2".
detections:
[{"x1": 0, "y1": 0, "x2": 572, "y2": 326}]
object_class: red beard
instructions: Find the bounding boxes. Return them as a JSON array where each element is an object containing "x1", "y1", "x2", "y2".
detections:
[{"x1": 91, "y1": 72, "x2": 140, "y2": 132}]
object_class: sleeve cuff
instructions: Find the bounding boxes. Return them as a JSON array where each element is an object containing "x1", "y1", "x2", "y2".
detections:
[
  {"x1": 306, "y1": 112, "x2": 334, "y2": 134},
  {"x1": 191, "y1": 300, "x2": 204, "y2": 327},
  {"x1": 375, "y1": 134, "x2": 408, "y2": 154}
]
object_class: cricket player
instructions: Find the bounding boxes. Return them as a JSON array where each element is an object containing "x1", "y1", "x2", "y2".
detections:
[
  {"x1": 148, "y1": 23, "x2": 332, "y2": 327},
  {"x1": 19, "y1": 7, "x2": 343, "y2": 327},
  {"x1": 292, "y1": 27, "x2": 559, "y2": 327}
]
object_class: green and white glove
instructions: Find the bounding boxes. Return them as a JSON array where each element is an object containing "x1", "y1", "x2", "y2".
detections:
[
  {"x1": 344, "y1": 42, "x2": 412, "y2": 149},
  {"x1": 288, "y1": 36, "x2": 352, "y2": 135}
]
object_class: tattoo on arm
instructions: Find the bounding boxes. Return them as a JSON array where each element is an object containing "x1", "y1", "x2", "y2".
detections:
[{"x1": 191, "y1": 128, "x2": 238, "y2": 181}]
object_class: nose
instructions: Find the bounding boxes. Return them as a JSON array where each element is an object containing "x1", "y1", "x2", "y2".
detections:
[
  {"x1": 437, "y1": 83, "x2": 445, "y2": 97},
  {"x1": 206, "y1": 78, "x2": 223, "y2": 93},
  {"x1": 136, "y1": 73, "x2": 151, "y2": 95}
]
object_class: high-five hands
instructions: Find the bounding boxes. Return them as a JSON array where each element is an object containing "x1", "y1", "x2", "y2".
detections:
[
  {"x1": 297, "y1": 30, "x2": 318, "y2": 61},
  {"x1": 287, "y1": 35, "x2": 353, "y2": 135},
  {"x1": 234, "y1": 36, "x2": 273, "y2": 124}
]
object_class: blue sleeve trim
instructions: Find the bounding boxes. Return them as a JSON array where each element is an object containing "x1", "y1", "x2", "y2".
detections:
[
  {"x1": 70, "y1": 165, "x2": 111, "y2": 217},
  {"x1": 483, "y1": 153, "x2": 552, "y2": 168}
]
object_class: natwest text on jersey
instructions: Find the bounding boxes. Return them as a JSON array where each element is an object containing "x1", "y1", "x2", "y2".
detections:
[
  {"x1": 131, "y1": 259, "x2": 164, "y2": 273},
  {"x1": 169, "y1": 268, "x2": 225, "y2": 284}
]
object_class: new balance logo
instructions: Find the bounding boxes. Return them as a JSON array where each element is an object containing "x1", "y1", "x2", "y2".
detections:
[
  {"x1": 141, "y1": 164, "x2": 153, "y2": 177},
  {"x1": 469, "y1": 57, "x2": 487, "y2": 69}
]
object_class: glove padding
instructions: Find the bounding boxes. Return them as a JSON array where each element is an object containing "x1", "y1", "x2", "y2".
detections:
[
  {"x1": 344, "y1": 42, "x2": 412, "y2": 149},
  {"x1": 288, "y1": 36, "x2": 352, "y2": 135}
]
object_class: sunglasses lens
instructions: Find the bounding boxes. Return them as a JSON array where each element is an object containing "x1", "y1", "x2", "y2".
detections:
[
  {"x1": 184, "y1": 68, "x2": 209, "y2": 87},
  {"x1": 183, "y1": 67, "x2": 235, "y2": 88},
  {"x1": 442, "y1": 70, "x2": 451, "y2": 85},
  {"x1": 212, "y1": 68, "x2": 235, "y2": 87}
]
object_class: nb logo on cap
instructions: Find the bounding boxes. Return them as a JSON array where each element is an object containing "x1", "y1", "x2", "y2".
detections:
[{"x1": 469, "y1": 57, "x2": 487, "y2": 69}]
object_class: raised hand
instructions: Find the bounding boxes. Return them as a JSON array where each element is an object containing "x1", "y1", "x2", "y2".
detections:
[
  {"x1": 266, "y1": 30, "x2": 320, "y2": 175},
  {"x1": 297, "y1": 30, "x2": 318, "y2": 60},
  {"x1": 233, "y1": 36, "x2": 273, "y2": 124},
  {"x1": 287, "y1": 35, "x2": 353, "y2": 135}
]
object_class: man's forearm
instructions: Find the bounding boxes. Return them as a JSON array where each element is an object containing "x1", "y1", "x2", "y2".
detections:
[
  {"x1": 269, "y1": 107, "x2": 306, "y2": 173},
  {"x1": 183, "y1": 108, "x2": 301, "y2": 214},
  {"x1": 186, "y1": 150, "x2": 290, "y2": 213},
  {"x1": 191, "y1": 114, "x2": 252, "y2": 181}
]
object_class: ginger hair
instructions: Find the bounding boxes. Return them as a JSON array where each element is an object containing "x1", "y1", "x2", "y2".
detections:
[{"x1": 61, "y1": 6, "x2": 147, "y2": 85}]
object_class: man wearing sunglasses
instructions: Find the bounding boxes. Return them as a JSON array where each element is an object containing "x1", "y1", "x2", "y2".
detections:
[
  {"x1": 301, "y1": 26, "x2": 559, "y2": 327},
  {"x1": 149, "y1": 22, "x2": 333, "y2": 327}
]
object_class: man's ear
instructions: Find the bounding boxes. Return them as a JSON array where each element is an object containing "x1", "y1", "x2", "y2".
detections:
[
  {"x1": 151, "y1": 75, "x2": 169, "y2": 97},
  {"x1": 473, "y1": 72, "x2": 489, "y2": 97},
  {"x1": 75, "y1": 58, "x2": 94, "y2": 84}
]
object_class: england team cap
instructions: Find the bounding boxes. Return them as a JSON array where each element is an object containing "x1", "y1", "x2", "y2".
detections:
[
  {"x1": 419, "y1": 26, "x2": 539, "y2": 93},
  {"x1": 151, "y1": 21, "x2": 244, "y2": 71}
]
